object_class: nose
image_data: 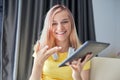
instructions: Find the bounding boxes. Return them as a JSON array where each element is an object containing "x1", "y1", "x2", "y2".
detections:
[{"x1": 57, "y1": 23, "x2": 64, "y2": 30}]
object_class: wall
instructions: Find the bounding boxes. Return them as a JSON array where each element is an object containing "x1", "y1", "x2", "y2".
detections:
[{"x1": 92, "y1": 0, "x2": 120, "y2": 57}]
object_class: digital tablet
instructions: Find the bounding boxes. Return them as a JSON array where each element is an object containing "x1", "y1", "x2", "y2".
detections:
[{"x1": 58, "y1": 41, "x2": 110, "y2": 67}]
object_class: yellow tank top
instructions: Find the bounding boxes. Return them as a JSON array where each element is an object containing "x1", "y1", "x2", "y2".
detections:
[{"x1": 41, "y1": 52, "x2": 90, "y2": 80}]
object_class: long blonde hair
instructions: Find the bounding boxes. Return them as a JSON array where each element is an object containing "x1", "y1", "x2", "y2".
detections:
[{"x1": 39, "y1": 4, "x2": 81, "y2": 49}]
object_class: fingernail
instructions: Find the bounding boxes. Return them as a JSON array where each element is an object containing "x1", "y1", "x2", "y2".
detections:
[
  {"x1": 45, "y1": 45, "x2": 49, "y2": 48},
  {"x1": 38, "y1": 40, "x2": 41, "y2": 43},
  {"x1": 58, "y1": 47, "x2": 62, "y2": 49}
]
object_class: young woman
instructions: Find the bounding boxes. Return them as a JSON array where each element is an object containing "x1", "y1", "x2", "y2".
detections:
[{"x1": 29, "y1": 4, "x2": 92, "y2": 80}]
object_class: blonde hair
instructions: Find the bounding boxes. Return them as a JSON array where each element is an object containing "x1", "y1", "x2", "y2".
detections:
[{"x1": 40, "y1": 4, "x2": 81, "y2": 49}]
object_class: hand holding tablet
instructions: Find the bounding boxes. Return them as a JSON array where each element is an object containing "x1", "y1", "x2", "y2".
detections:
[{"x1": 58, "y1": 41, "x2": 110, "y2": 67}]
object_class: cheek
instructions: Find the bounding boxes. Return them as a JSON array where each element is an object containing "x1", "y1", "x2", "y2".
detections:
[
  {"x1": 66, "y1": 25, "x2": 72, "y2": 33},
  {"x1": 51, "y1": 26, "x2": 56, "y2": 32},
  {"x1": 68, "y1": 29, "x2": 72, "y2": 36},
  {"x1": 66, "y1": 23, "x2": 71, "y2": 30},
  {"x1": 51, "y1": 28, "x2": 56, "y2": 36},
  {"x1": 49, "y1": 30, "x2": 55, "y2": 40}
]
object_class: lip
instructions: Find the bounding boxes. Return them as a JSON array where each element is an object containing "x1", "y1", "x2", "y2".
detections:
[{"x1": 56, "y1": 31, "x2": 67, "y2": 35}]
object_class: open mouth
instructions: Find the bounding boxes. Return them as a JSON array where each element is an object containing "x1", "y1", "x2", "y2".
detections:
[{"x1": 56, "y1": 31, "x2": 67, "y2": 35}]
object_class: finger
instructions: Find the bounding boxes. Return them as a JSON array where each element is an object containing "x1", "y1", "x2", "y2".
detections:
[
  {"x1": 69, "y1": 61, "x2": 78, "y2": 69},
  {"x1": 77, "y1": 59, "x2": 83, "y2": 71},
  {"x1": 70, "y1": 59, "x2": 81, "y2": 66},
  {"x1": 82, "y1": 53, "x2": 93, "y2": 64},
  {"x1": 77, "y1": 59, "x2": 81, "y2": 65},
  {"x1": 37, "y1": 41, "x2": 41, "y2": 51},
  {"x1": 34, "y1": 41, "x2": 40, "y2": 52},
  {"x1": 38, "y1": 42, "x2": 41, "y2": 50},
  {"x1": 39, "y1": 45, "x2": 49, "y2": 55},
  {"x1": 86, "y1": 53, "x2": 93, "y2": 60},
  {"x1": 69, "y1": 62, "x2": 80, "y2": 71},
  {"x1": 71, "y1": 60, "x2": 78, "y2": 65},
  {"x1": 45, "y1": 46, "x2": 62, "y2": 56},
  {"x1": 70, "y1": 65, "x2": 77, "y2": 70}
]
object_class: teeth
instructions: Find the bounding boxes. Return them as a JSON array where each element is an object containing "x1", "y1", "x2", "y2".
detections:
[{"x1": 56, "y1": 31, "x2": 65, "y2": 34}]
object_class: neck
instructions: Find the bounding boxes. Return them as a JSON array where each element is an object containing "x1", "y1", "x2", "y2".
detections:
[{"x1": 55, "y1": 40, "x2": 70, "y2": 52}]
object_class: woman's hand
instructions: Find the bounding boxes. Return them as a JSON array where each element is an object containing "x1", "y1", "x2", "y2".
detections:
[
  {"x1": 30, "y1": 41, "x2": 62, "y2": 80},
  {"x1": 33, "y1": 41, "x2": 62, "y2": 66},
  {"x1": 69, "y1": 53, "x2": 93, "y2": 80}
]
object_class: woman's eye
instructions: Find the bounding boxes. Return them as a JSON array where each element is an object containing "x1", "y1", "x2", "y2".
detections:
[
  {"x1": 61, "y1": 21, "x2": 68, "y2": 24},
  {"x1": 52, "y1": 23, "x2": 57, "y2": 26}
]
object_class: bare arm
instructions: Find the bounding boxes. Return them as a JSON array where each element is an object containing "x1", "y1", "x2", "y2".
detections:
[
  {"x1": 29, "y1": 42, "x2": 62, "y2": 80},
  {"x1": 70, "y1": 54, "x2": 92, "y2": 80},
  {"x1": 29, "y1": 59, "x2": 43, "y2": 80},
  {"x1": 71, "y1": 69, "x2": 90, "y2": 80},
  {"x1": 29, "y1": 45, "x2": 49, "y2": 80},
  {"x1": 81, "y1": 69, "x2": 90, "y2": 80}
]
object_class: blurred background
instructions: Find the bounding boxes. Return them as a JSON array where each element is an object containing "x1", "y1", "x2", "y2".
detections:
[{"x1": 0, "y1": 0, "x2": 120, "y2": 80}]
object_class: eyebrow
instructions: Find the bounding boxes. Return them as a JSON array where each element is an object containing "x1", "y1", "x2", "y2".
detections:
[
  {"x1": 53, "y1": 18, "x2": 69, "y2": 22},
  {"x1": 62, "y1": 18, "x2": 69, "y2": 21}
]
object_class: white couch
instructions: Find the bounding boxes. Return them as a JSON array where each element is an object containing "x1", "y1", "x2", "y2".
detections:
[{"x1": 90, "y1": 57, "x2": 120, "y2": 80}]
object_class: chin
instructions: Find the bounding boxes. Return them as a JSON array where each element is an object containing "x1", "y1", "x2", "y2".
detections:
[{"x1": 56, "y1": 38, "x2": 68, "y2": 42}]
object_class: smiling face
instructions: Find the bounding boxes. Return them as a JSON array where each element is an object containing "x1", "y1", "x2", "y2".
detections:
[{"x1": 51, "y1": 10, "x2": 72, "y2": 42}]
